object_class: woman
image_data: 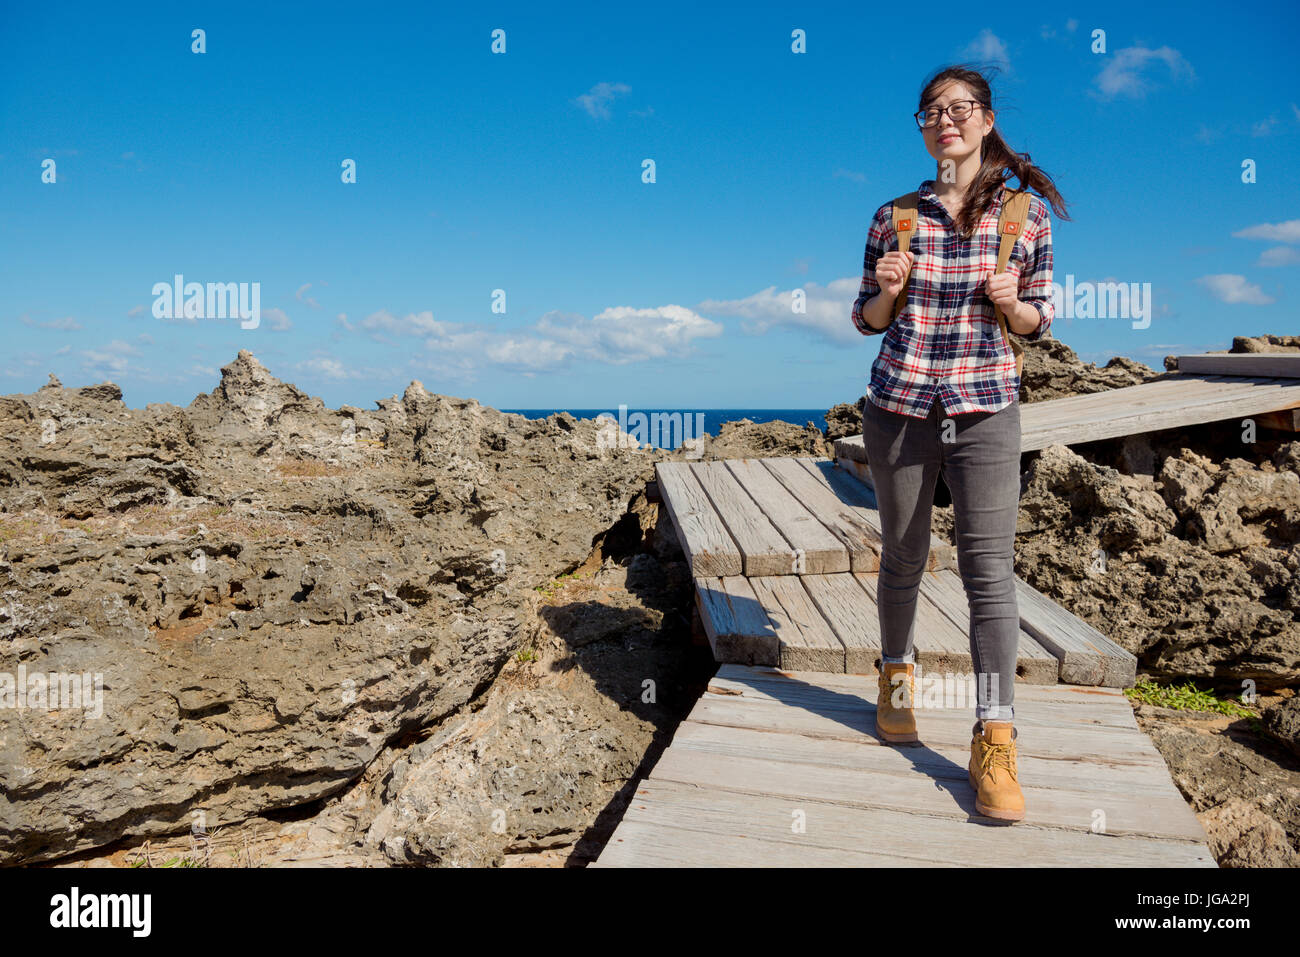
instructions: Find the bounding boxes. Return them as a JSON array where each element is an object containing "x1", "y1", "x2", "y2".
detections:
[{"x1": 850, "y1": 65, "x2": 1069, "y2": 822}]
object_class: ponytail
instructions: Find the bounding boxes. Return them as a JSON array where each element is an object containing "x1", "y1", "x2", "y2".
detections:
[{"x1": 919, "y1": 65, "x2": 1071, "y2": 238}]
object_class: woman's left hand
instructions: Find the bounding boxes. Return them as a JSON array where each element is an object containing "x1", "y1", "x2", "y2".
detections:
[{"x1": 984, "y1": 272, "x2": 1020, "y2": 310}]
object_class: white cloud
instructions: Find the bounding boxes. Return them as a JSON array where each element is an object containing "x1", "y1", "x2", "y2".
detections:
[
  {"x1": 1258, "y1": 246, "x2": 1300, "y2": 267},
  {"x1": 337, "y1": 302, "x2": 722, "y2": 378},
  {"x1": 356, "y1": 310, "x2": 463, "y2": 340},
  {"x1": 574, "y1": 81, "x2": 631, "y2": 120},
  {"x1": 534, "y1": 305, "x2": 723, "y2": 364},
  {"x1": 126, "y1": 304, "x2": 145, "y2": 317},
  {"x1": 833, "y1": 167, "x2": 866, "y2": 183},
  {"x1": 19, "y1": 315, "x2": 82, "y2": 331},
  {"x1": 1195, "y1": 274, "x2": 1274, "y2": 305},
  {"x1": 295, "y1": 283, "x2": 320, "y2": 308},
  {"x1": 1252, "y1": 116, "x2": 1279, "y2": 136},
  {"x1": 1232, "y1": 220, "x2": 1300, "y2": 243},
  {"x1": 295, "y1": 357, "x2": 359, "y2": 379},
  {"x1": 262, "y1": 307, "x2": 293, "y2": 331},
  {"x1": 961, "y1": 29, "x2": 1010, "y2": 73},
  {"x1": 697, "y1": 278, "x2": 865, "y2": 344},
  {"x1": 1093, "y1": 45, "x2": 1193, "y2": 98},
  {"x1": 79, "y1": 339, "x2": 142, "y2": 375}
]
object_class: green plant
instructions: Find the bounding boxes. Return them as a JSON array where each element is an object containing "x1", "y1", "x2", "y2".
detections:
[{"x1": 1125, "y1": 677, "x2": 1256, "y2": 718}]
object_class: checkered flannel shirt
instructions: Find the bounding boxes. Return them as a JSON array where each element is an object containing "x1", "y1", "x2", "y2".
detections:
[{"x1": 851, "y1": 180, "x2": 1054, "y2": 419}]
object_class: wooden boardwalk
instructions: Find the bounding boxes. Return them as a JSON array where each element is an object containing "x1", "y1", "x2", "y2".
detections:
[
  {"x1": 591, "y1": 361, "x2": 1254, "y2": 864},
  {"x1": 591, "y1": 666, "x2": 1216, "y2": 867}
]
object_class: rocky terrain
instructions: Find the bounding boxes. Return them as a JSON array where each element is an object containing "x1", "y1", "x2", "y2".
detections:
[{"x1": 2, "y1": 335, "x2": 1298, "y2": 868}]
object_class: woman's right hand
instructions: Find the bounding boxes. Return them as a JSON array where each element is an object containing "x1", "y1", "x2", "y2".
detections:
[{"x1": 874, "y1": 251, "x2": 915, "y2": 298}]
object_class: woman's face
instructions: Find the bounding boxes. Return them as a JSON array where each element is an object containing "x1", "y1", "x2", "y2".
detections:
[{"x1": 920, "y1": 81, "x2": 994, "y2": 166}]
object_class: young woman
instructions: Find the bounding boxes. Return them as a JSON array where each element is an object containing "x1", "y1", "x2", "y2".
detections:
[{"x1": 850, "y1": 65, "x2": 1069, "y2": 822}]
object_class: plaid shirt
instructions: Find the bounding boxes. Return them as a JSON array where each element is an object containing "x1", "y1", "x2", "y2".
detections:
[{"x1": 851, "y1": 180, "x2": 1054, "y2": 419}]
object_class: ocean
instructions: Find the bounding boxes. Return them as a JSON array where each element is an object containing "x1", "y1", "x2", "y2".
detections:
[{"x1": 500, "y1": 409, "x2": 831, "y2": 451}]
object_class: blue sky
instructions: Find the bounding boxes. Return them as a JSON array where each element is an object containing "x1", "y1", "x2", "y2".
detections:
[{"x1": 2, "y1": 1, "x2": 1298, "y2": 411}]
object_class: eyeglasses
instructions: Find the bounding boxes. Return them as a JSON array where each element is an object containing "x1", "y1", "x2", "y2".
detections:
[{"x1": 914, "y1": 100, "x2": 985, "y2": 130}]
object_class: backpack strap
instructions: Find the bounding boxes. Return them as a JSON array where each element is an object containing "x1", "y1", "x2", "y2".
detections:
[
  {"x1": 993, "y1": 186, "x2": 1034, "y2": 375},
  {"x1": 890, "y1": 192, "x2": 919, "y2": 320}
]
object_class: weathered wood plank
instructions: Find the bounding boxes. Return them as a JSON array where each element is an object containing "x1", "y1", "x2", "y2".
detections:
[
  {"x1": 722, "y1": 458, "x2": 850, "y2": 574},
  {"x1": 694, "y1": 575, "x2": 778, "y2": 665},
  {"x1": 655, "y1": 462, "x2": 742, "y2": 576},
  {"x1": 717, "y1": 664, "x2": 1135, "y2": 710},
  {"x1": 800, "y1": 457, "x2": 956, "y2": 570},
  {"x1": 748, "y1": 575, "x2": 847, "y2": 673},
  {"x1": 1020, "y1": 377, "x2": 1300, "y2": 451},
  {"x1": 913, "y1": 568, "x2": 1061, "y2": 685},
  {"x1": 800, "y1": 573, "x2": 882, "y2": 674},
  {"x1": 1175, "y1": 353, "x2": 1300, "y2": 378},
  {"x1": 690, "y1": 460, "x2": 799, "y2": 576},
  {"x1": 1015, "y1": 577, "x2": 1137, "y2": 687},
  {"x1": 835, "y1": 373, "x2": 1300, "y2": 456},
  {"x1": 685, "y1": 694, "x2": 1167, "y2": 765},
  {"x1": 703, "y1": 672, "x2": 1136, "y2": 731},
  {"x1": 760, "y1": 457, "x2": 884, "y2": 570},
  {"x1": 594, "y1": 778, "x2": 1213, "y2": 866},
  {"x1": 592, "y1": 813, "x2": 961, "y2": 867}
]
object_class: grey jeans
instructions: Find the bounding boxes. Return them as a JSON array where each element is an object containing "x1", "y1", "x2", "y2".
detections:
[{"x1": 861, "y1": 393, "x2": 1022, "y2": 723}]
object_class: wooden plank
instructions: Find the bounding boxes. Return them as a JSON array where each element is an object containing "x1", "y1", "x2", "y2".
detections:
[
  {"x1": 704, "y1": 672, "x2": 1137, "y2": 731},
  {"x1": 690, "y1": 460, "x2": 799, "y2": 576},
  {"x1": 760, "y1": 457, "x2": 884, "y2": 571},
  {"x1": 1175, "y1": 353, "x2": 1300, "y2": 378},
  {"x1": 716, "y1": 664, "x2": 1136, "y2": 710},
  {"x1": 694, "y1": 575, "x2": 778, "y2": 665},
  {"x1": 1254, "y1": 407, "x2": 1300, "y2": 432},
  {"x1": 836, "y1": 375, "x2": 1300, "y2": 457},
  {"x1": 1015, "y1": 378, "x2": 1258, "y2": 440},
  {"x1": 914, "y1": 568, "x2": 1061, "y2": 685},
  {"x1": 800, "y1": 457, "x2": 955, "y2": 570},
  {"x1": 1015, "y1": 578, "x2": 1137, "y2": 687},
  {"x1": 722, "y1": 458, "x2": 849, "y2": 574},
  {"x1": 646, "y1": 741, "x2": 1209, "y2": 845},
  {"x1": 594, "y1": 779, "x2": 1214, "y2": 867},
  {"x1": 592, "y1": 812, "x2": 961, "y2": 867},
  {"x1": 749, "y1": 575, "x2": 846, "y2": 673},
  {"x1": 685, "y1": 694, "x2": 1166, "y2": 765},
  {"x1": 655, "y1": 462, "x2": 742, "y2": 576},
  {"x1": 800, "y1": 573, "x2": 882, "y2": 674},
  {"x1": 1020, "y1": 378, "x2": 1300, "y2": 451}
]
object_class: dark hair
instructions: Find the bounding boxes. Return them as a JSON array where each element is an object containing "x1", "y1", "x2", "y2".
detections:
[{"x1": 919, "y1": 64, "x2": 1070, "y2": 237}]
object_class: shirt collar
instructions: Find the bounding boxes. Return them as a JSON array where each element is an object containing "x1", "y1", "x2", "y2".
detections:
[{"x1": 917, "y1": 179, "x2": 1007, "y2": 214}]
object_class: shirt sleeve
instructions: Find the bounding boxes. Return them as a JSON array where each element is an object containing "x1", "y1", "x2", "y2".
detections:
[
  {"x1": 1014, "y1": 197, "x2": 1054, "y2": 341},
  {"x1": 851, "y1": 202, "x2": 895, "y2": 336}
]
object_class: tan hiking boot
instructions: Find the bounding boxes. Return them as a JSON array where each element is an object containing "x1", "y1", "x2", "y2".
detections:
[
  {"x1": 875, "y1": 661, "x2": 918, "y2": 743},
  {"x1": 968, "y1": 720, "x2": 1025, "y2": 821}
]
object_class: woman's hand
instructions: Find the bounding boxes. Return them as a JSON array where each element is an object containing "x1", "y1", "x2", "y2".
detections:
[
  {"x1": 875, "y1": 251, "x2": 915, "y2": 298},
  {"x1": 985, "y1": 270, "x2": 1042, "y2": 334},
  {"x1": 984, "y1": 271, "x2": 1020, "y2": 311}
]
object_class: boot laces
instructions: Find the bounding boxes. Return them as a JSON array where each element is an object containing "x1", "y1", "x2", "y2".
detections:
[{"x1": 979, "y1": 737, "x2": 1018, "y2": 781}]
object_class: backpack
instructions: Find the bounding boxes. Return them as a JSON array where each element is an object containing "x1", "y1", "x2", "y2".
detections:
[{"x1": 889, "y1": 185, "x2": 1034, "y2": 379}]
